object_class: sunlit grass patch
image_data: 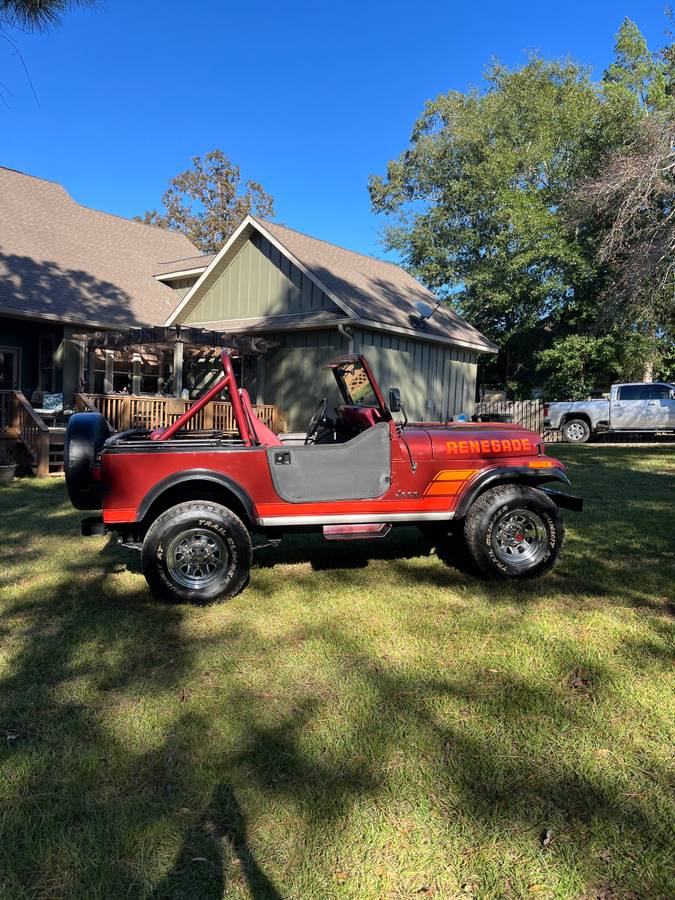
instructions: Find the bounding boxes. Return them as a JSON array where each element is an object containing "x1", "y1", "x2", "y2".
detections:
[{"x1": 0, "y1": 448, "x2": 673, "y2": 899}]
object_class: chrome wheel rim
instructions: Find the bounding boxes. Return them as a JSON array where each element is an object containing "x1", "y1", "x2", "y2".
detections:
[
  {"x1": 492, "y1": 508, "x2": 548, "y2": 569},
  {"x1": 167, "y1": 528, "x2": 228, "y2": 590},
  {"x1": 566, "y1": 422, "x2": 585, "y2": 441}
]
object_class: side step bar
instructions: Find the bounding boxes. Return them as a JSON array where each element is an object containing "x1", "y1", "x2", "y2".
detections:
[{"x1": 323, "y1": 523, "x2": 392, "y2": 542}]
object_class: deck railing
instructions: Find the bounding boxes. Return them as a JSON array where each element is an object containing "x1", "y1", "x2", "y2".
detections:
[
  {"x1": 75, "y1": 394, "x2": 286, "y2": 435},
  {"x1": 0, "y1": 390, "x2": 51, "y2": 476}
]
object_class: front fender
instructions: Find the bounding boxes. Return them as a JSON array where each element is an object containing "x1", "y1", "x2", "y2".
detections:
[{"x1": 454, "y1": 466, "x2": 571, "y2": 518}]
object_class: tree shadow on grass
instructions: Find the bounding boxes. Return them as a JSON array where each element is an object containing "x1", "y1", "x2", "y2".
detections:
[{"x1": 1, "y1": 465, "x2": 673, "y2": 896}]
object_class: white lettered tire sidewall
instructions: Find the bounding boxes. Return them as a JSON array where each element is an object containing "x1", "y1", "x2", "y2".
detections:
[
  {"x1": 142, "y1": 501, "x2": 252, "y2": 604},
  {"x1": 464, "y1": 484, "x2": 565, "y2": 580}
]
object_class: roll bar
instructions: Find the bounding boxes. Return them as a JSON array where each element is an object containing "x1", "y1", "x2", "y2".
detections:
[{"x1": 150, "y1": 350, "x2": 252, "y2": 445}]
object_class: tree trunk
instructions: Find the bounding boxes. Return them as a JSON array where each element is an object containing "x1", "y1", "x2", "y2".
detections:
[{"x1": 642, "y1": 358, "x2": 654, "y2": 383}]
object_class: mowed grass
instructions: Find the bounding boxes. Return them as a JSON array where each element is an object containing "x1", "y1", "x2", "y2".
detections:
[{"x1": 0, "y1": 448, "x2": 673, "y2": 900}]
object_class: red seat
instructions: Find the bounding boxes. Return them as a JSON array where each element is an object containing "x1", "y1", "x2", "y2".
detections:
[{"x1": 240, "y1": 389, "x2": 282, "y2": 446}]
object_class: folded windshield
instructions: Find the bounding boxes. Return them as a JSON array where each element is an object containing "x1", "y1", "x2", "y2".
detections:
[{"x1": 336, "y1": 359, "x2": 379, "y2": 407}]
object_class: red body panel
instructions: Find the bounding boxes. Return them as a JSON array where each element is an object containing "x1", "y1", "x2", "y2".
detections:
[
  {"x1": 97, "y1": 350, "x2": 566, "y2": 529},
  {"x1": 100, "y1": 420, "x2": 563, "y2": 527}
]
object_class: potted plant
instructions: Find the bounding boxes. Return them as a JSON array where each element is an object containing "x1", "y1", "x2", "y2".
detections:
[{"x1": 0, "y1": 446, "x2": 16, "y2": 485}]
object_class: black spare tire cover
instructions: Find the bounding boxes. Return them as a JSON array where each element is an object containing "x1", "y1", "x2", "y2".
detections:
[{"x1": 64, "y1": 412, "x2": 110, "y2": 509}]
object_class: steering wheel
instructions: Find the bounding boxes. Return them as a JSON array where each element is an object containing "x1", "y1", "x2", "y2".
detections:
[{"x1": 305, "y1": 398, "x2": 328, "y2": 444}]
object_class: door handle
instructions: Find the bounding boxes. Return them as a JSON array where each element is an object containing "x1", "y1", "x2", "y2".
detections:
[{"x1": 274, "y1": 451, "x2": 292, "y2": 465}]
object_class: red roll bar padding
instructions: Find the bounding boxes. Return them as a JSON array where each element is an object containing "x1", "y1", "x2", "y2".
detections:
[{"x1": 150, "y1": 350, "x2": 252, "y2": 445}]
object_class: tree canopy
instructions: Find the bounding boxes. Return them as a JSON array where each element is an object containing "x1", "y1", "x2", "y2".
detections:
[
  {"x1": 137, "y1": 150, "x2": 275, "y2": 255},
  {"x1": 0, "y1": 0, "x2": 96, "y2": 32},
  {"x1": 370, "y1": 17, "x2": 674, "y2": 397}
]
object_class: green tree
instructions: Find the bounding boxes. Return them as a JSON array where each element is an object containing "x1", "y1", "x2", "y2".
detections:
[
  {"x1": 369, "y1": 17, "x2": 673, "y2": 397},
  {"x1": 369, "y1": 57, "x2": 607, "y2": 391},
  {"x1": 138, "y1": 150, "x2": 275, "y2": 254},
  {"x1": 564, "y1": 19, "x2": 674, "y2": 383}
]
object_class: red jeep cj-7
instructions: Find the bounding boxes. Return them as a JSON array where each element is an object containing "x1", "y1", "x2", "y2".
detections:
[{"x1": 64, "y1": 351, "x2": 582, "y2": 604}]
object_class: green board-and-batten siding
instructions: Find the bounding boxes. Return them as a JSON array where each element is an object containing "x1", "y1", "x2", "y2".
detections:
[
  {"x1": 174, "y1": 231, "x2": 479, "y2": 431},
  {"x1": 352, "y1": 328, "x2": 477, "y2": 424},
  {"x1": 182, "y1": 233, "x2": 337, "y2": 325},
  {"x1": 256, "y1": 327, "x2": 477, "y2": 431},
  {"x1": 259, "y1": 330, "x2": 345, "y2": 431}
]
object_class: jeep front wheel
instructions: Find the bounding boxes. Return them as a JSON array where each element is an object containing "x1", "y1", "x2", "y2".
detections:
[
  {"x1": 562, "y1": 418, "x2": 591, "y2": 443},
  {"x1": 464, "y1": 484, "x2": 564, "y2": 580},
  {"x1": 142, "y1": 501, "x2": 252, "y2": 604}
]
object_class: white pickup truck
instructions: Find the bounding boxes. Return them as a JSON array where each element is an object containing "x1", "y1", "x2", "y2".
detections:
[{"x1": 544, "y1": 382, "x2": 675, "y2": 443}]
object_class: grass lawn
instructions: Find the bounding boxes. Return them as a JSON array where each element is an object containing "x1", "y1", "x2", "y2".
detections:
[{"x1": 0, "y1": 447, "x2": 673, "y2": 900}]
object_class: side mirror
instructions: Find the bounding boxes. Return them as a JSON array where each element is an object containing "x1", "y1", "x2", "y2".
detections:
[{"x1": 389, "y1": 387, "x2": 402, "y2": 413}]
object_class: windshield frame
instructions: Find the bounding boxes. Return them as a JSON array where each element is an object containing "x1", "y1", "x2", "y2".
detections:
[{"x1": 327, "y1": 354, "x2": 391, "y2": 418}]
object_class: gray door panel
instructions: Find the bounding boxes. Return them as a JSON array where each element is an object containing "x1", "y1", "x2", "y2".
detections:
[{"x1": 267, "y1": 422, "x2": 391, "y2": 502}]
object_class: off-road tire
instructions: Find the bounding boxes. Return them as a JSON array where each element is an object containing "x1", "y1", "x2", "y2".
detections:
[
  {"x1": 142, "y1": 501, "x2": 252, "y2": 604},
  {"x1": 464, "y1": 484, "x2": 565, "y2": 580},
  {"x1": 64, "y1": 412, "x2": 110, "y2": 509},
  {"x1": 562, "y1": 418, "x2": 591, "y2": 443}
]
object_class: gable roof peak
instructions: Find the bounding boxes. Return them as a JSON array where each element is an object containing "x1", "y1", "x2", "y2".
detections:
[
  {"x1": 251, "y1": 216, "x2": 402, "y2": 271},
  {"x1": 166, "y1": 213, "x2": 497, "y2": 354}
]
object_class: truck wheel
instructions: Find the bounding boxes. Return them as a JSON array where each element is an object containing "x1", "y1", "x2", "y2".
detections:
[
  {"x1": 464, "y1": 484, "x2": 565, "y2": 580},
  {"x1": 562, "y1": 418, "x2": 591, "y2": 443},
  {"x1": 142, "y1": 502, "x2": 252, "y2": 604}
]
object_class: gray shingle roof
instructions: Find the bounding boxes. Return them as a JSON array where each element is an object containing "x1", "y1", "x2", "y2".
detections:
[
  {"x1": 189, "y1": 309, "x2": 349, "y2": 334},
  {"x1": 257, "y1": 219, "x2": 497, "y2": 353},
  {"x1": 154, "y1": 254, "x2": 216, "y2": 277},
  {"x1": 0, "y1": 167, "x2": 201, "y2": 327}
]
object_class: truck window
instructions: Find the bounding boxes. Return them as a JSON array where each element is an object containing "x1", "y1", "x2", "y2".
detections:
[
  {"x1": 649, "y1": 384, "x2": 672, "y2": 400},
  {"x1": 618, "y1": 384, "x2": 651, "y2": 400}
]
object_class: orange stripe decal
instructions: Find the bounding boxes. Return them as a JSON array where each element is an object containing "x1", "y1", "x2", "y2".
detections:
[
  {"x1": 434, "y1": 469, "x2": 477, "y2": 481},
  {"x1": 425, "y1": 482, "x2": 462, "y2": 497},
  {"x1": 424, "y1": 469, "x2": 477, "y2": 497}
]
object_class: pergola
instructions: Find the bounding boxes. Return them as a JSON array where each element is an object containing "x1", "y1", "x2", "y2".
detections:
[{"x1": 69, "y1": 326, "x2": 275, "y2": 398}]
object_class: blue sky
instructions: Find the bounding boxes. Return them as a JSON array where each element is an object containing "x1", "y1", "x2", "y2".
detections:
[{"x1": 1, "y1": 0, "x2": 670, "y2": 259}]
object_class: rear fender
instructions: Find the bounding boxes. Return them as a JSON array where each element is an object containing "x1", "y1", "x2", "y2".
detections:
[
  {"x1": 136, "y1": 469, "x2": 257, "y2": 527},
  {"x1": 454, "y1": 466, "x2": 571, "y2": 518}
]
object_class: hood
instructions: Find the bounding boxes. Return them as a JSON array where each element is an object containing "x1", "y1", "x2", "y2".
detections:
[{"x1": 404, "y1": 422, "x2": 543, "y2": 462}]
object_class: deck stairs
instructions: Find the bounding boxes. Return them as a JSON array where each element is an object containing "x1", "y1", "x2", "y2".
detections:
[{"x1": 0, "y1": 391, "x2": 65, "y2": 476}]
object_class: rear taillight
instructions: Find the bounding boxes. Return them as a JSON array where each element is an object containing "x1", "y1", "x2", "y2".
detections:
[{"x1": 543, "y1": 403, "x2": 549, "y2": 416}]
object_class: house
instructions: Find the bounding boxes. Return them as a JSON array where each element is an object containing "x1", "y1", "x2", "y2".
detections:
[
  {"x1": 165, "y1": 215, "x2": 497, "y2": 429},
  {"x1": 0, "y1": 165, "x2": 204, "y2": 402},
  {"x1": 1, "y1": 166, "x2": 496, "y2": 464}
]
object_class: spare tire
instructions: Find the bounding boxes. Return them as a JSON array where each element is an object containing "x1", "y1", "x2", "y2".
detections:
[{"x1": 64, "y1": 413, "x2": 111, "y2": 509}]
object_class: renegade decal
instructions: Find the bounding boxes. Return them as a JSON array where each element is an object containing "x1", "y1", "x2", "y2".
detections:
[
  {"x1": 424, "y1": 469, "x2": 477, "y2": 497},
  {"x1": 445, "y1": 438, "x2": 532, "y2": 455}
]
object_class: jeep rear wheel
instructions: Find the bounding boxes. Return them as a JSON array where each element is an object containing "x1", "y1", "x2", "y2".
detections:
[
  {"x1": 464, "y1": 484, "x2": 564, "y2": 580},
  {"x1": 562, "y1": 418, "x2": 591, "y2": 443},
  {"x1": 142, "y1": 501, "x2": 252, "y2": 604}
]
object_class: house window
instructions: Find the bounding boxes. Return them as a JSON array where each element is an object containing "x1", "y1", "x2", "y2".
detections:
[{"x1": 38, "y1": 335, "x2": 57, "y2": 392}]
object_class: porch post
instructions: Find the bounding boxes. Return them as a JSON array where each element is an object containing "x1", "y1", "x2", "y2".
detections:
[
  {"x1": 256, "y1": 355, "x2": 265, "y2": 404},
  {"x1": 131, "y1": 352, "x2": 142, "y2": 395},
  {"x1": 104, "y1": 351, "x2": 114, "y2": 394},
  {"x1": 87, "y1": 343, "x2": 96, "y2": 392},
  {"x1": 173, "y1": 341, "x2": 183, "y2": 397}
]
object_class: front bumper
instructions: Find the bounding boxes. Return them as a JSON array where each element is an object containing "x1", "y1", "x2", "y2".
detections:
[{"x1": 541, "y1": 488, "x2": 584, "y2": 512}]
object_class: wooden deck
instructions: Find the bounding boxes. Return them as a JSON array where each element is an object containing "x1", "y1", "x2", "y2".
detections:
[{"x1": 0, "y1": 391, "x2": 286, "y2": 478}]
